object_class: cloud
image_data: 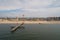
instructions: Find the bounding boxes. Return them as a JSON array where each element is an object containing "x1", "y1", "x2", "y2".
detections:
[
  {"x1": 0, "y1": 0, "x2": 22, "y2": 10},
  {"x1": 49, "y1": 0, "x2": 60, "y2": 7},
  {"x1": 0, "y1": 0, "x2": 60, "y2": 17},
  {"x1": 0, "y1": 0, "x2": 56, "y2": 9}
]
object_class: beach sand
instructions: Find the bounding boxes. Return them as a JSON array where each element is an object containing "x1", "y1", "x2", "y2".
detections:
[{"x1": 0, "y1": 20, "x2": 60, "y2": 24}]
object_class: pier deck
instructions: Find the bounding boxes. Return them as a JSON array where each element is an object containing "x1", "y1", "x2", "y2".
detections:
[{"x1": 11, "y1": 23, "x2": 24, "y2": 32}]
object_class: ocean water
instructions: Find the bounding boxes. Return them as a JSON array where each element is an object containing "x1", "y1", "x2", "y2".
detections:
[{"x1": 0, "y1": 24, "x2": 60, "y2": 40}]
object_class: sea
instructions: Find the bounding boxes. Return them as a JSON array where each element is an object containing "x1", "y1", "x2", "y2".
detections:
[{"x1": 0, "y1": 24, "x2": 60, "y2": 40}]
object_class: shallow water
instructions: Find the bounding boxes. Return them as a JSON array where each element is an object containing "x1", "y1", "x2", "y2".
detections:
[{"x1": 0, "y1": 24, "x2": 60, "y2": 40}]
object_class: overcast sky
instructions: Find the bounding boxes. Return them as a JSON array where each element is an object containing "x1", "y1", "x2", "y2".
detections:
[{"x1": 0, "y1": 0, "x2": 60, "y2": 17}]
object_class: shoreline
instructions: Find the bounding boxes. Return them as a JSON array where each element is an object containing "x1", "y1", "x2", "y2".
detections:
[{"x1": 0, "y1": 21, "x2": 60, "y2": 24}]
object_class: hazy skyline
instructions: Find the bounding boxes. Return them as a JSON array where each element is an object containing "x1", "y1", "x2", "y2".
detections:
[{"x1": 0, "y1": 0, "x2": 60, "y2": 17}]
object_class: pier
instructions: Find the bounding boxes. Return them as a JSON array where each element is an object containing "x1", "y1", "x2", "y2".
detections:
[{"x1": 11, "y1": 23, "x2": 24, "y2": 32}]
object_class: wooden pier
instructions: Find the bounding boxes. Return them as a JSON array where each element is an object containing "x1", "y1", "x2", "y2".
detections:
[{"x1": 11, "y1": 23, "x2": 24, "y2": 32}]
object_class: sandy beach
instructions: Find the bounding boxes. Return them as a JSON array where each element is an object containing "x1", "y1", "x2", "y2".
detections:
[{"x1": 0, "y1": 20, "x2": 60, "y2": 24}]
